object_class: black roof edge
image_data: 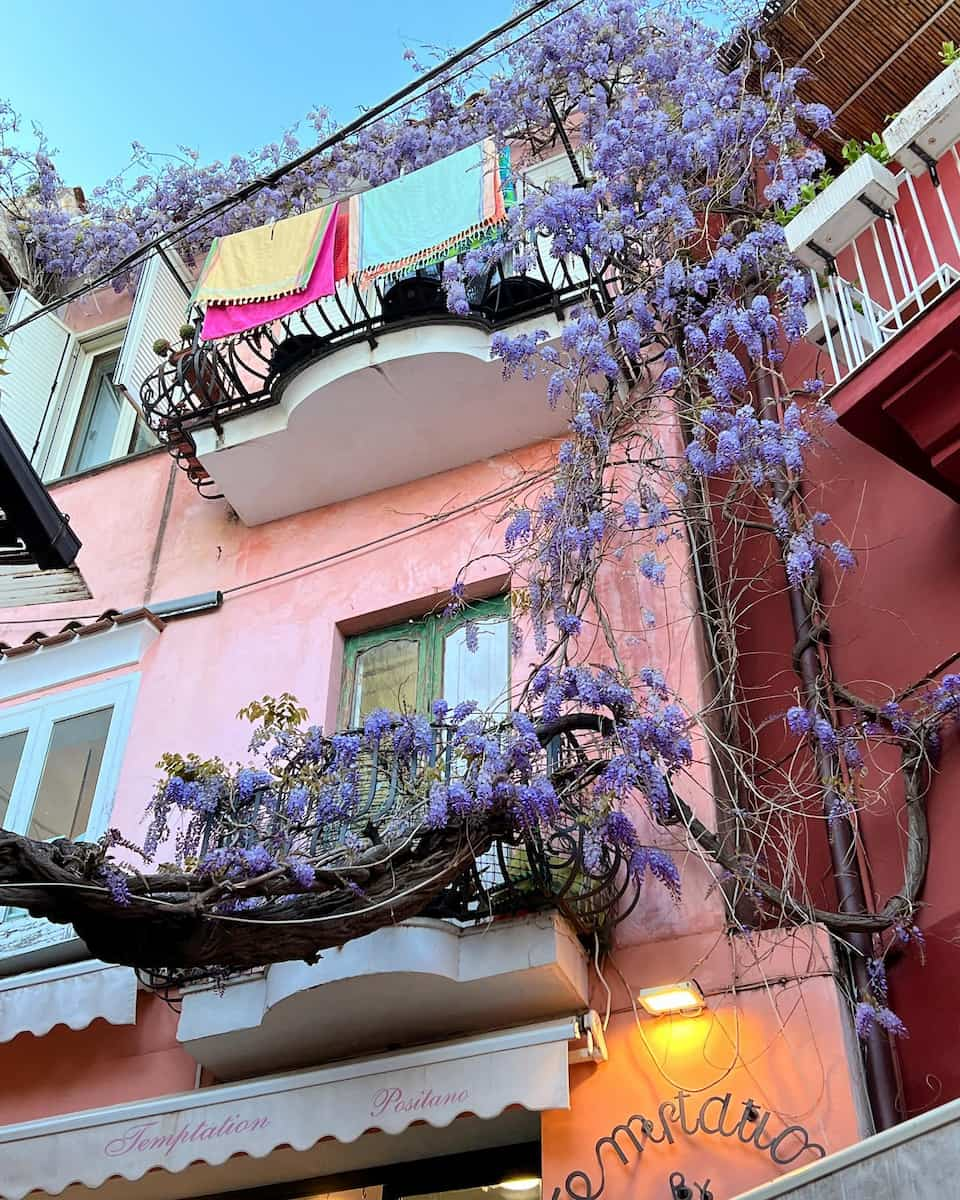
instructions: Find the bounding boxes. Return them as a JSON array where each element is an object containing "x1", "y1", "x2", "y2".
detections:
[{"x1": 0, "y1": 414, "x2": 81, "y2": 570}]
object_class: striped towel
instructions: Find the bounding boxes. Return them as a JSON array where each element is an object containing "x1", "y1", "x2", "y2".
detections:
[
  {"x1": 356, "y1": 139, "x2": 505, "y2": 285},
  {"x1": 201, "y1": 204, "x2": 343, "y2": 340},
  {"x1": 193, "y1": 205, "x2": 337, "y2": 306}
]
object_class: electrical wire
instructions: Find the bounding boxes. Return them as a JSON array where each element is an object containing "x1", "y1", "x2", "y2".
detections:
[
  {"x1": 1, "y1": 0, "x2": 587, "y2": 340},
  {"x1": 608, "y1": 952, "x2": 743, "y2": 1093},
  {"x1": 0, "y1": 464, "x2": 552, "y2": 626},
  {"x1": 221, "y1": 466, "x2": 552, "y2": 598}
]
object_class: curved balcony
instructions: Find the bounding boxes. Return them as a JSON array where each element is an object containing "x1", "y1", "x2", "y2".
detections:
[
  {"x1": 158, "y1": 717, "x2": 616, "y2": 1075},
  {"x1": 141, "y1": 250, "x2": 593, "y2": 523},
  {"x1": 134, "y1": 717, "x2": 637, "y2": 998}
]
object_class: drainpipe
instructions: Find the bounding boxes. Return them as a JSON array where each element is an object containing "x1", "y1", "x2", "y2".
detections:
[{"x1": 753, "y1": 358, "x2": 901, "y2": 1133}]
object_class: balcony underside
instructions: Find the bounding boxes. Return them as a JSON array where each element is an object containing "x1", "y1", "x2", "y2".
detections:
[
  {"x1": 176, "y1": 912, "x2": 589, "y2": 1080},
  {"x1": 828, "y1": 280, "x2": 960, "y2": 501},
  {"x1": 192, "y1": 317, "x2": 569, "y2": 524}
]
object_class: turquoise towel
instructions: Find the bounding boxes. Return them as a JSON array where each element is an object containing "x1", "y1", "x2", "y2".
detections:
[{"x1": 359, "y1": 142, "x2": 489, "y2": 281}]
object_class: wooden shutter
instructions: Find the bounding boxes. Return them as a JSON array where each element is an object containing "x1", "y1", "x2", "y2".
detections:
[
  {"x1": 0, "y1": 290, "x2": 75, "y2": 465},
  {"x1": 114, "y1": 251, "x2": 191, "y2": 412}
]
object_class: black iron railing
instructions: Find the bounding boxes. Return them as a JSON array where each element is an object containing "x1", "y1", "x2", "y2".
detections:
[
  {"x1": 192, "y1": 720, "x2": 632, "y2": 934},
  {"x1": 141, "y1": 248, "x2": 594, "y2": 498}
]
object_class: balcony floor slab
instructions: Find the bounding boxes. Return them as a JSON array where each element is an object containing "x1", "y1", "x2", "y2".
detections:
[
  {"x1": 192, "y1": 317, "x2": 569, "y2": 524},
  {"x1": 177, "y1": 912, "x2": 590, "y2": 1080}
]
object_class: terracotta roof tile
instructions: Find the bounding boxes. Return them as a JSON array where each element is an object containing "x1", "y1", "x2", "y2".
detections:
[{"x1": 0, "y1": 608, "x2": 165, "y2": 661}]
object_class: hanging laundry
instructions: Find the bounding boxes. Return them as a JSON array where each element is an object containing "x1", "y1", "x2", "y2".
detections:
[
  {"x1": 498, "y1": 146, "x2": 517, "y2": 210},
  {"x1": 357, "y1": 139, "x2": 505, "y2": 285},
  {"x1": 193, "y1": 204, "x2": 337, "y2": 307},
  {"x1": 201, "y1": 205, "x2": 343, "y2": 341}
]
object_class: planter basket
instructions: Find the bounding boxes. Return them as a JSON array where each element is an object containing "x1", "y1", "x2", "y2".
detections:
[
  {"x1": 803, "y1": 283, "x2": 886, "y2": 370},
  {"x1": 785, "y1": 156, "x2": 900, "y2": 270},
  {"x1": 884, "y1": 60, "x2": 960, "y2": 177}
]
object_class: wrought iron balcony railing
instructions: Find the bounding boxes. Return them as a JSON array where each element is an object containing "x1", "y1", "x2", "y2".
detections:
[
  {"x1": 141, "y1": 248, "x2": 594, "y2": 498},
  {"x1": 193, "y1": 719, "x2": 633, "y2": 937},
  {"x1": 134, "y1": 718, "x2": 637, "y2": 991}
]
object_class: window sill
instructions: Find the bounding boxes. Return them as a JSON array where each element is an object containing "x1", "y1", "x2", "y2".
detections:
[{"x1": 46, "y1": 444, "x2": 167, "y2": 490}]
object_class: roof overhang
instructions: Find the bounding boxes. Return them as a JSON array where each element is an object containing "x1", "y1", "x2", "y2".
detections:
[
  {"x1": 0, "y1": 1016, "x2": 582, "y2": 1200},
  {"x1": 0, "y1": 412, "x2": 88, "y2": 607},
  {"x1": 762, "y1": 0, "x2": 960, "y2": 154},
  {"x1": 0, "y1": 610, "x2": 163, "y2": 702}
]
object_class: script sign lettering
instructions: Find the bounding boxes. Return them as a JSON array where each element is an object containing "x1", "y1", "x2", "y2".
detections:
[{"x1": 551, "y1": 1091, "x2": 826, "y2": 1200}]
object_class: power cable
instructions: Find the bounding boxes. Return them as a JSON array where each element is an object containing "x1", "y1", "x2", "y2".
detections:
[{"x1": 1, "y1": 0, "x2": 586, "y2": 339}]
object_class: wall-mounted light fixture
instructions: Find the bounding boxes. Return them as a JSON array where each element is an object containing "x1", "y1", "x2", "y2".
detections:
[
  {"x1": 499, "y1": 1178, "x2": 541, "y2": 1193},
  {"x1": 637, "y1": 981, "x2": 706, "y2": 1017}
]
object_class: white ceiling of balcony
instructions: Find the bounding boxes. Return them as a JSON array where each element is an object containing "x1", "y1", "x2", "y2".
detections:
[
  {"x1": 177, "y1": 913, "x2": 589, "y2": 1081},
  {"x1": 192, "y1": 317, "x2": 569, "y2": 525}
]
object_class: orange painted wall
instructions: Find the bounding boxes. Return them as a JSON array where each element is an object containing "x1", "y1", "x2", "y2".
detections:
[
  {"x1": 543, "y1": 930, "x2": 863, "y2": 1200},
  {"x1": 0, "y1": 993, "x2": 198, "y2": 1124}
]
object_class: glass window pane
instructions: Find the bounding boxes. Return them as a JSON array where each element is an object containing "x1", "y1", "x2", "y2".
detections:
[
  {"x1": 65, "y1": 353, "x2": 123, "y2": 474},
  {"x1": 28, "y1": 707, "x2": 113, "y2": 840},
  {"x1": 0, "y1": 730, "x2": 27, "y2": 827},
  {"x1": 128, "y1": 418, "x2": 157, "y2": 456},
  {"x1": 443, "y1": 619, "x2": 509, "y2": 713},
  {"x1": 352, "y1": 639, "x2": 420, "y2": 724}
]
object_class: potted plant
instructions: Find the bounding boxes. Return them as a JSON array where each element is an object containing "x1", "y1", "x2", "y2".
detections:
[
  {"x1": 784, "y1": 140, "x2": 899, "y2": 270},
  {"x1": 884, "y1": 42, "x2": 960, "y2": 175},
  {"x1": 802, "y1": 278, "x2": 886, "y2": 368}
]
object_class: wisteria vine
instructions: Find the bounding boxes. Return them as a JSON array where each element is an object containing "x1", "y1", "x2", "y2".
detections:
[{"x1": 2, "y1": 3, "x2": 958, "y2": 1054}]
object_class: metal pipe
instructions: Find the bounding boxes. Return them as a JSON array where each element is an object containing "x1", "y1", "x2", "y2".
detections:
[{"x1": 753, "y1": 356, "x2": 901, "y2": 1133}]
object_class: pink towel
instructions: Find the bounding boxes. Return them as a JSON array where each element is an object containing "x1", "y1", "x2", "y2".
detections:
[{"x1": 201, "y1": 203, "x2": 341, "y2": 340}]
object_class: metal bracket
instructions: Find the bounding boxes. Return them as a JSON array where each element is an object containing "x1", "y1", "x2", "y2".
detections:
[
  {"x1": 908, "y1": 140, "x2": 941, "y2": 188},
  {"x1": 857, "y1": 194, "x2": 894, "y2": 221},
  {"x1": 806, "y1": 241, "x2": 837, "y2": 273},
  {"x1": 569, "y1": 1010, "x2": 609, "y2": 1064}
]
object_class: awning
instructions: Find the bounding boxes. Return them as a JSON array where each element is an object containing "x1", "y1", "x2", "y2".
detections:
[
  {"x1": 0, "y1": 1016, "x2": 579, "y2": 1200},
  {"x1": 0, "y1": 960, "x2": 136, "y2": 1043}
]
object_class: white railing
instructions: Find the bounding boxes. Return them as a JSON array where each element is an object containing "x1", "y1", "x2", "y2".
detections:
[{"x1": 803, "y1": 148, "x2": 960, "y2": 388}]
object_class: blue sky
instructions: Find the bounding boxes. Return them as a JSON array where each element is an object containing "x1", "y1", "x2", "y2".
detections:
[{"x1": 3, "y1": 0, "x2": 518, "y2": 191}]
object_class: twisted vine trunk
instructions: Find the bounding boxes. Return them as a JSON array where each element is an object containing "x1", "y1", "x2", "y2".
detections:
[
  {"x1": 754, "y1": 358, "x2": 901, "y2": 1132},
  {"x1": 0, "y1": 823, "x2": 494, "y2": 970}
]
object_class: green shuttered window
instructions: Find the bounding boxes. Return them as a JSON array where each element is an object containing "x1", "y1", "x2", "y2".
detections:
[{"x1": 341, "y1": 596, "x2": 511, "y2": 726}]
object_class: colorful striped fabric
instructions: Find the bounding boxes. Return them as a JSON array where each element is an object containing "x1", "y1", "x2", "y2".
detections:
[
  {"x1": 356, "y1": 139, "x2": 505, "y2": 285},
  {"x1": 193, "y1": 205, "x2": 337, "y2": 307},
  {"x1": 200, "y1": 204, "x2": 342, "y2": 340}
]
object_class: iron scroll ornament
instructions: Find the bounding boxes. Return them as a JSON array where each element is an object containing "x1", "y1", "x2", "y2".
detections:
[{"x1": 550, "y1": 1091, "x2": 827, "y2": 1200}]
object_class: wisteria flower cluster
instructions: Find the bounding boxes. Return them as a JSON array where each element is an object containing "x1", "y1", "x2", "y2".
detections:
[{"x1": 129, "y1": 671, "x2": 693, "y2": 915}]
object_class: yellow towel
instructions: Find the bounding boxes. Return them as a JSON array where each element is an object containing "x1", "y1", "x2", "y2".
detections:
[{"x1": 192, "y1": 206, "x2": 336, "y2": 306}]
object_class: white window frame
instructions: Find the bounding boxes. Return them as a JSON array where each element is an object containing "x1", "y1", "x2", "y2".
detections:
[
  {"x1": 38, "y1": 321, "x2": 148, "y2": 482},
  {"x1": 0, "y1": 673, "x2": 141, "y2": 947}
]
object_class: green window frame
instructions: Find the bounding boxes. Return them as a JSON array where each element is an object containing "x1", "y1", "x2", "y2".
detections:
[{"x1": 340, "y1": 596, "x2": 511, "y2": 728}]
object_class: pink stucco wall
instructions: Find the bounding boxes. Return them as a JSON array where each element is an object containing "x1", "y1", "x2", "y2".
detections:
[{"x1": 0, "y1": 377, "x2": 862, "y2": 1181}]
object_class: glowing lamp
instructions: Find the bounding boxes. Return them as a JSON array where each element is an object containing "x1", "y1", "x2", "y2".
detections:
[
  {"x1": 499, "y1": 1178, "x2": 541, "y2": 1193},
  {"x1": 637, "y1": 981, "x2": 705, "y2": 1017}
]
